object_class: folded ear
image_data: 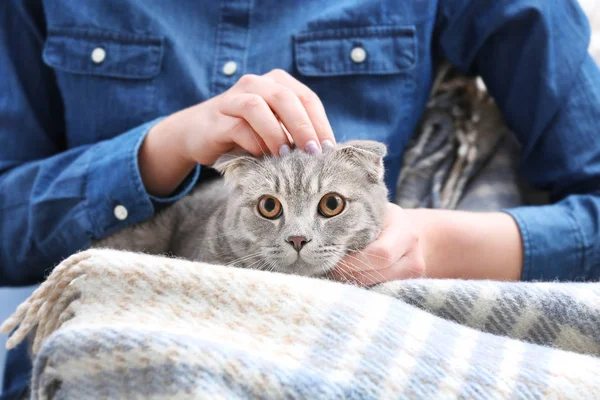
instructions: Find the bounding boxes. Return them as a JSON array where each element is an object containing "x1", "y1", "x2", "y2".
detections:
[
  {"x1": 211, "y1": 153, "x2": 255, "y2": 180},
  {"x1": 336, "y1": 140, "x2": 387, "y2": 182}
]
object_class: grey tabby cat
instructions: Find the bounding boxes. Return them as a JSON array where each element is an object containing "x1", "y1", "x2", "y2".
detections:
[{"x1": 94, "y1": 140, "x2": 388, "y2": 278}]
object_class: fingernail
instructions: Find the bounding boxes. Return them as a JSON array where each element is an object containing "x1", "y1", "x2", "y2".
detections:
[
  {"x1": 321, "y1": 140, "x2": 335, "y2": 153},
  {"x1": 279, "y1": 144, "x2": 291, "y2": 156},
  {"x1": 305, "y1": 140, "x2": 321, "y2": 155}
]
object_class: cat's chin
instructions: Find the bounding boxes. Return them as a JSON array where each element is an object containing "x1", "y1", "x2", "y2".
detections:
[
  {"x1": 278, "y1": 258, "x2": 339, "y2": 277},
  {"x1": 235, "y1": 251, "x2": 341, "y2": 277}
]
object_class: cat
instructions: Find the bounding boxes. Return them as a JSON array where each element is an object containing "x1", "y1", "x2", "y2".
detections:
[{"x1": 93, "y1": 140, "x2": 389, "y2": 278}]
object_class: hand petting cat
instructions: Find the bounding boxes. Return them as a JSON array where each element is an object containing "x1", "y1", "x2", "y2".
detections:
[
  {"x1": 331, "y1": 203, "x2": 426, "y2": 286},
  {"x1": 137, "y1": 69, "x2": 336, "y2": 197}
]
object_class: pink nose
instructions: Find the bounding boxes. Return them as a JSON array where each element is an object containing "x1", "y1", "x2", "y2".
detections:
[{"x1": 286, "y1": 236, "x2": 309, "y2": 252}]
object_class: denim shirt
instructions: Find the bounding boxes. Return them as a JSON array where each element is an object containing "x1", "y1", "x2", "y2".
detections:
[{"x1": 1, "y1": 0, "x2": 600, "y2": 397}]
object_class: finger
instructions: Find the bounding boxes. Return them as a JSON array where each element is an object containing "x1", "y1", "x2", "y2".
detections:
[
  {"x1": 331, "y1": 257, "x2": 387, "y2": 287},
  {"x1": 235, "y1": 74, "x2": 321, "y2": 154},
  {"x1": 395, "y1": 247, "x2": 427, "y2": 278},
  {"x1": 220, "y1": 93, "x2": 290, "y2": 155},
  {"x1": 333, "y1": 250, "x2": 424, "y2": 287},
  {"x1": 330, "y1": 203, "x2": 420, "y2": 286},
  {"x1": 329, "y1": 251, "x2": 388, "y2": 287},
  {"x1": 344, "y1": 250, "x2": 388, "y2": 271},
  {"x1": 263, "y1": 69, "x2": 336, "y2": 147},
  {"x1": 223, "y1": 116, "x2": 269, "y2": 157},
  {"x1": 373, "y1": 248, "x2": 426, "y2": 281},
  {"x1": 371, "y1": 204, "x2": 417, "y2": 261}
]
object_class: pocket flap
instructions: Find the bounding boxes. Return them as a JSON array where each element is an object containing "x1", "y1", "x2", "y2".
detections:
[
  {"x1": 43, "y1": 28, "x2": 164, "y2": 79},
  {"x1": 294, "y1": 25, "x2": 416, "y2": 77}
]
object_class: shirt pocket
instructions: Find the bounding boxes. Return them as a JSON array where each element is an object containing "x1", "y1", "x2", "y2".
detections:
[
  {"x1": 42, "y1": 27, "x2": 164, "y2": 146},
  {"x1": 293, "y1": 25, "x2": 418, "y2": 146},
  {"x1": 294, "y1": 25, "x2": 416, "y2": 77}
]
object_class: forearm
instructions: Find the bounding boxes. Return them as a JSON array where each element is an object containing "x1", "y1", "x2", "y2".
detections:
[
  {"x1": 407, "y1": 209, "x2": 523, "y2": 281},
  {"x1": 139, "y1": 115, "x2": 197, "y2": 197}
]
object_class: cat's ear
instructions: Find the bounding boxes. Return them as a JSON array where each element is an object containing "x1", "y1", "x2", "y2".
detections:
[
  {"x1": 336, "y1": 140, "x2": 387, "y2": 182},
  {"x1": 212, "y1": 153, "x2": 255, "y2": 179}
]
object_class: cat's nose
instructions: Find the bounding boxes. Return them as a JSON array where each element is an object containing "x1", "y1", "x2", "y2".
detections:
[{"x1": 286, "y1": 236, "x2": 309, "y2": 252}]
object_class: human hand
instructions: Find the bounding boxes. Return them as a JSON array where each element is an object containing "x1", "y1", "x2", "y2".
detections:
[
  {"x1": 166, "y1": 69, "x2": 335, "y2": 165},
  {"x1": 330, "y1": 203, "x2": 426, "y2": 287},
  {"x1": 139, "y1": 69, "x2": 335, "y2": 195}
]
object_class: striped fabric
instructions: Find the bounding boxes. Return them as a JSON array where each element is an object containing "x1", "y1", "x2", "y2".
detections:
[
  {"x1": 395, "y1": 65, "x2": 548, "y2": 214},
  {"x1": 374, "y1": 280, "x2": 600, "y2": 357},
  {"x1": 2, "y1": 249, "x2": 599, "y2": 399}
]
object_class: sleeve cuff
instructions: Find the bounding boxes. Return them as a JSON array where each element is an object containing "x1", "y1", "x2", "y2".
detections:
[
  {"x1": 85, "y1": 117, "x2": 200, "y2": 238},
  {"x1": 502, "y1": 202, "x2": 585, "y2": 282},
  {"x1": 148, "y1": 163, "x2": 200, "y2": 212}
]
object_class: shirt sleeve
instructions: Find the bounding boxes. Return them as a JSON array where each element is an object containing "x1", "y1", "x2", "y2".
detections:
[
  {"x1": 436, "y1": 0, "x2": 600, "y2": 281},
  {"x1": 0, "y1": 2, "x2": 200, "y2": 286}
]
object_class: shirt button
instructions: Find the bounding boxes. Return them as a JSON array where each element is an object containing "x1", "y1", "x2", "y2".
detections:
[
  {"x1": 222, "y1": 61, "x2": 238, "y2": 76},
  {"x1": 350, "y1": 46, "x2": 367, "y2": 64},
  {"x1": 91, "y1": 47, "x2": 106, "y2": 64},
  {"x1": 113, "y1": 205, "x2": 128, "y2": 221}
]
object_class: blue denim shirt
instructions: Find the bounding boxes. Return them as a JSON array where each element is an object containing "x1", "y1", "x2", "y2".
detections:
[{"x1": 2, "y1": 0, "x2": 600, "y2": 397}]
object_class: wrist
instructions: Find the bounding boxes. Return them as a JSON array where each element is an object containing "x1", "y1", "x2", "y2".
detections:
[
  {"x1": 404, "y1": 208, "x2": 437, "y2": 277},
  {"x1": 150, "y1": 111, "x2": 198, "y2": 166},
  {"x1": 139, "y1": 116, "x2": 197, "y2": 197}
]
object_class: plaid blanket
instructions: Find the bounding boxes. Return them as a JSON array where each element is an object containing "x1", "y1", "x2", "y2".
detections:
[{"x1": 2, "y1": 249, "x2": 600, "y2": 399}]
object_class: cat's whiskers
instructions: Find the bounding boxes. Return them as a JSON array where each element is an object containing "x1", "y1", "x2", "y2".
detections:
[
  {"x1": 265, "y1": 259, "x2": 278, "y2": 273},
  {"x1": 257, "y1": 258, "x2": 278, "y2": 273},
  {"x1": 215, "y1": 238, "x2": 277, "y2": 265},
  {"x1": 350, "y1": 249, "x2": 427, "y2": 277},
  {"x1": 335, "y1": 260, "x2": 370, "y2": 285},
  {"x1": 320, "y1": 257, "x2": 353, "y2": 286},
  {"x1": 342, "y1": 252, "x2": 387, "y2": 283},
  {"x1": 322, "y1": 248, "x2": 378, "y2": 286},
  {"x1": 245, "y1": 257, "x2": 270, "y2": 271},
  {"x1": 337, "y1": 259, "x2": 381, "y2": 287},
  {"x1": 325, "y1": 247, "x2": 377, "y2": 282},
  {"x1": 223, "y1": 249, "x2": 265, "y2": 262},
  {"x1": 224, "y1": 251, "x2": 268, "y2": 267},
  {"x1": 321, "y1": 256, "x2": 339, "y2": 274}
]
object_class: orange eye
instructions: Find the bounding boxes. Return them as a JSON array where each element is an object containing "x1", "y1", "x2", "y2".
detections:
[
  {"x1": 258, "y1": 195, "x2": 283, "y2": 219},
  {"x1": 318, "y1": 193, "x2": 345, "y2": 217}
]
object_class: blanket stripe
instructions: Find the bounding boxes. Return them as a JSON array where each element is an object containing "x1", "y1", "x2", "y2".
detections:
[{"x1": 373, "y1": 279, "x2": 600, "y2": 356}]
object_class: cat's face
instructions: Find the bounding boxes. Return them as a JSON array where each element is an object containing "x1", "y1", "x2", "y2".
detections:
[{"x1": 214, "y1": 140, "x2": 389, "y2": 277}]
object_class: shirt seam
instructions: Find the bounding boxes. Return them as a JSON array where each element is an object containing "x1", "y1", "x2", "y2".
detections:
[
  {"x1": 564, "y1": 204, "x2": 587, "y2": 280},
  {"x1": 511, "y1": 210, "x2": 532, "y2": 281},
  {"x1": 130, "y1": 125, "x2": 156, "y2": 214},
  {"x1": 435, "y1": 0, "x2": 472, "y2": 58},
  {"x1": 83, "y1": 146, "x2": 99, "y2": 238},
  {"x1": 210, "y1": 4, "x2": 226, "y2": 97},
  {"x1": 148, "y1": 165, "x2": 201, "y2": 204},
  {"x1": 11, "y1": 1, "x2": 45, "y2": 45},
  {"x1": 243, "y1": 0, "x2": 253, "y2": 75}
]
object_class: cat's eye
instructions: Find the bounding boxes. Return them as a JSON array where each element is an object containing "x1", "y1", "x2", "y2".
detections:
[
  {"x1": 257, "y1": 195, "x2": 283, "y2": 219},
  {"x1": 318, "y1": 193, "x2": 345, "y2": 217}
]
